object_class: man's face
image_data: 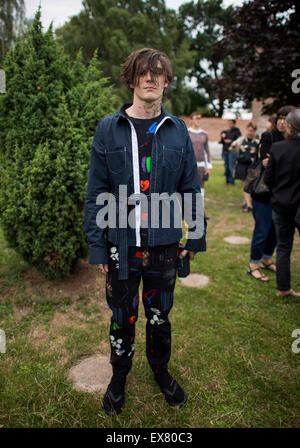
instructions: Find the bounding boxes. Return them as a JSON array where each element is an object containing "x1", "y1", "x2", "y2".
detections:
[
  {"x1": 228, "y1": 120, "x2": 235, "y2": 129},
  {"x1": 246, "y1": 127, "x2": 256, "y2": 139},
  {"x1": 276, "y1": 116, "x2": 287, "y2": 134},
  {"x1": 191, "y1": 114, "x2": 202, "y2": 128},
  {"x1": 130, "y1": 62, "x2": 168, "y2": 103}
]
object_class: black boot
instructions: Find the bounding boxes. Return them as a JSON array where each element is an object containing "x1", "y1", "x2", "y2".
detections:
[
  {"x1": 154, "y1": 370, "x2": 187, "y2": 407},
  {"x1": 102, "y1": 366, "x2": 130, "y2": 416}
]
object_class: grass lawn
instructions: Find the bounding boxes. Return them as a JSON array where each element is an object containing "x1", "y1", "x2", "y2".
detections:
[{"x1": 0, "y1": 162, "x2": 299, "y2": 428}]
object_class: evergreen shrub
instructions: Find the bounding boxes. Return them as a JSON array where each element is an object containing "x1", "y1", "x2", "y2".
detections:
[{"x1": 0, "y1": 9, "x2": 116, "y2": 279}]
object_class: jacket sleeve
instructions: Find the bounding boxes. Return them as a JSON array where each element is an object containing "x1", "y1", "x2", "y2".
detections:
[
  {"x1": 260, "y1": 131, "x2": 272, "y2": 160},
  {"x1": 263, "y1": 146, "x2": 276, "y2": 188},
  {"x1": 235, "y1": 128, "x2": 242, "y2": 140},
  {"x1": 204, "y1": 135, "x2": 213, "y2": 168},
  {"x1": 84, "y1": 121, "x2": 111, "y2": 265},
  {"x1": 177, "y1": 131, "x2": 206, "y2": 252},
  {"x1": 229, "y1": 136, "x2": 243, "y2": 155}
]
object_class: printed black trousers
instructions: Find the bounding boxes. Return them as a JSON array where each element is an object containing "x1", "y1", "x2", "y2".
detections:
[{"x1": 106, "y1": 241, "x2": 178, "y2": 375}]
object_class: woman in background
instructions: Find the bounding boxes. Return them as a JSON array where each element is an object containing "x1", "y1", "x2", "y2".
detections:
[
  {"x1": 247, "y1": 106, "x2": 295, "y2": 281},
  {"x1": 266, "y1": 116, "x2": 276, "y2": 132}
]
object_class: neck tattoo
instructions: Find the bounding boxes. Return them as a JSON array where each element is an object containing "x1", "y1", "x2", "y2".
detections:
[{"x1": 152, "y1": 103, "x2": 161, "y2": 118}]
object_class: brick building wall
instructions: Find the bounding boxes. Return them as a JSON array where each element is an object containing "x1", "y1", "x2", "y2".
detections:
[{"x1": 180, "y1": 116, "x2": 250, "y2": 141}]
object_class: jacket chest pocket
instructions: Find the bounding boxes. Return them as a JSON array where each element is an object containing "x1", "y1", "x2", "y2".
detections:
[
  {"x1": 163, "y1": 146, "x2": 184, "y2": 171},
  {"x1": 105, "y1": 146, "x2": 127, "y2": 174}
]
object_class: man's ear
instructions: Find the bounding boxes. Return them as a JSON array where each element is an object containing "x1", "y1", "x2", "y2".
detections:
[{"x1": 163, "y1": 80, "x2": 169, "y2": 95}]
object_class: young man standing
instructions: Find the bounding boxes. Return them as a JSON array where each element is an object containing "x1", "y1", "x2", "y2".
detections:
[
  {"x1": 188, "y1": 112, "x2": 213, "y2": 194},
  {"x1": 84, "y1": 48, "x2": 205, "y2": 415},
  {"x1": 219, "y1": 119, "x2": 241, "y2": 185}
]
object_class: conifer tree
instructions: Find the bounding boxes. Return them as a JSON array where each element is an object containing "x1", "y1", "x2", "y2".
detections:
[{"x1": 0, "y1": 9, "x2": 116, "y2": 279}]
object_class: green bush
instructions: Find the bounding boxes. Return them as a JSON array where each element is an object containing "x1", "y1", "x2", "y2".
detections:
[{"x1": 0, "y1": 9, "x2": 116, "y2": 279}]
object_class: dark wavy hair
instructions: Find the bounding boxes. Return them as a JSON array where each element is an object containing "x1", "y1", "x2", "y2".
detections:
[
  {"x1": 276, "y1": 105, "x2": 296, "y2": 123},
  {"x1": 120, "y1": 48, "x2": 172, "y2": 93}
]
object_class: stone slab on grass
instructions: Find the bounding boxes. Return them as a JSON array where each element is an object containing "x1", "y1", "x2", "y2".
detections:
[
  {"x1": 67, "y1": 353, "x2": 111, "y2": 393},
  {"x1": 224, "y1": 236, "x2": 250, "y2": 245},
  {"x1": 179, "y1": 273, "x2": 210, "y2": 288}
]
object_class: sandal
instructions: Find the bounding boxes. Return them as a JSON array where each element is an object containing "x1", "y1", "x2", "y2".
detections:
[
  {"x1": 277, "y1": 289, "x2": 300, "y2": 298},
  {"x1": 261, "y1": 261, "x2": 276, "y2": 273},
  {"x1": 247, "y1": 266, "x2": 269, "y2": 282}
]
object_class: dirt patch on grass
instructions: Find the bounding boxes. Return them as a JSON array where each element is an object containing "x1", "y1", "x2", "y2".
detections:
[
  {"x1": 28, "y1": 323, "x2": 52, "y2": 348},
  {"x1": 21, "y1": 258, "x2": 105, "y2": 301},
  {"x1": 12, "y1": 305, "x2": 31, "y2": 318},
  {"x1": 27, "y1": 314, "x2": 76, "y2": 365},
  {"x1": 50, "y1": 311, "x2": 76, "y2": 330},
  {"x1": 208, "y1": 213, "x2": 252, "y2": 238}
]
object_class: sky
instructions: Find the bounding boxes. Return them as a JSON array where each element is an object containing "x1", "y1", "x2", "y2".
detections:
[{"x1": 24, "y1": 0, "x2": 245, "y2": 30}]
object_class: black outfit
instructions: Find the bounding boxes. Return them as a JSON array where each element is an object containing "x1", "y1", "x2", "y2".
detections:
[
  {"x1": 234, "y1": 137, "x2": 259, "y2": 181},
  {"x1": 106, "y1": 114, "x2": 179, "y2": 375},
  {"x1": 85, "y1": 104, "x2": 204, "y2": 414},
  {"x1": 258, "y1": 129, "x2": 285, "y2": 200},
  {"x1": 260, "y1": 129, "x2": 285, "y2": 158},
  {"x1": 264, "y1": 136, "x2": 300, "y2": 214},
  {"x1": 219, "y1": 127, "x2": 242, "y2": 153},
  {"x1": 264, "y1": 136, "x2": 300, "y2": 291}
]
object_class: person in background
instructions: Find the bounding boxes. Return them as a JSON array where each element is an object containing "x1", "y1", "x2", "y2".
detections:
[
  {"x1": 266, "y1": 116, "x2": 276, "y2": 132},
  {"x1": 264, "y1": 108, "x2": 300, "y2": 297},
  {"x1": 188, "y1": 112, "x2": 212, "y2": 198},
  {"x1": 247, "y1": 105, "x2": 295, "y2": 282},
  {"x1": 230, "y1": 121, "x2": 259, "y2": 212},
  {"x1": 219, "y1": 119, "x2": 241, "y2": 185}
]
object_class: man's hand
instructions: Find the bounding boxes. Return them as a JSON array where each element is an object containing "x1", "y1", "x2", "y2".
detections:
[
  {"x1": 178, "y1": 249, "x2": 195, "y2": 260},
  {"x1": 204, "y1": 169, "x2": 210, "y2": 177},
  {"x1": 224, "y1": 139, "x2": 232, "y2": 144},
  {"x1": 98, "y1": 264, "x2": 109, "y2": 274},
  {"x1": 262, "y1": 154, "x2": 270, "y2": 168}
]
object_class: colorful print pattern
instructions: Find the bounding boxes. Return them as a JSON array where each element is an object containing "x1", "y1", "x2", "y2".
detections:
[{"x1": 106, "y1": 241, "x2": 177, "y2": 372}]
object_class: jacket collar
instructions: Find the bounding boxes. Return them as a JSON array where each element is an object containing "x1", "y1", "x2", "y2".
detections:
[
  {"x1": 115, "y1": 103, "x2": 176, "y2": 125},
  {"x1": 272, "y1": 128, "x2": 285, "y2": 141},
  {"x1": 188, "y1": 127, "x2": 207, "y2": 134}
]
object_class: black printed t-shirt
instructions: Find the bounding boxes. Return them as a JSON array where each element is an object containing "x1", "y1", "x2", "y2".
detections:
[{"x1": 126, "y1": 113, "x2": 163, "y2": 246}]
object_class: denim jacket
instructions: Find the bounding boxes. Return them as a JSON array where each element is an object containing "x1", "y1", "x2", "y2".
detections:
[{"x1": 84, "y1": 104, "x2": 205, "y2": 279}]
